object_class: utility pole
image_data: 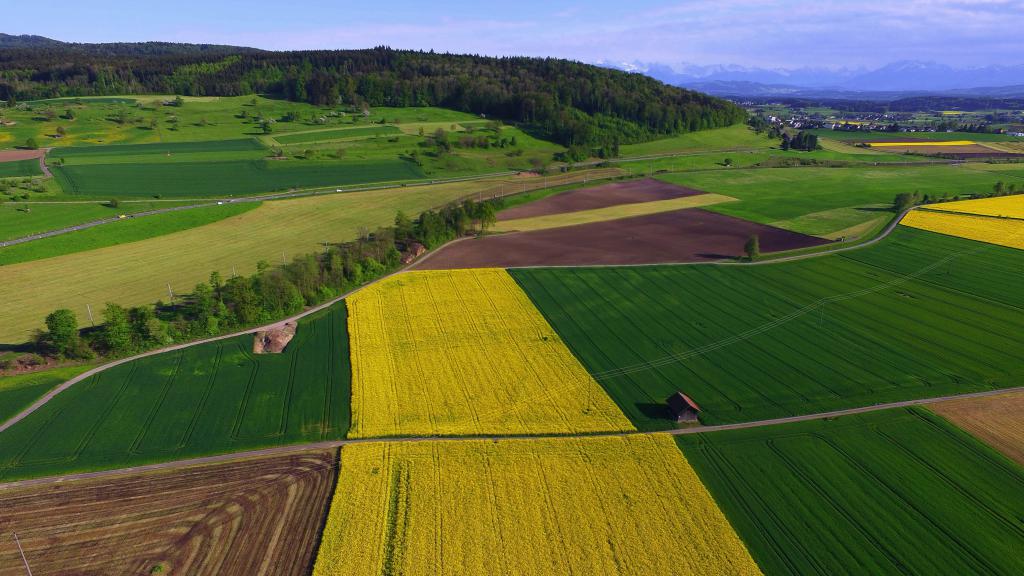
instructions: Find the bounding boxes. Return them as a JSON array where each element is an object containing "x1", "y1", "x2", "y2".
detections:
[
  {"x1": 13, "y1": 533, "x2": 33, "y2": 576},
  {"x1": 166, "y1": 283, "x2": 174, "y2": 302},
  {"x1": 86, "y1": 304, "x2": 94, "y2": 326}
]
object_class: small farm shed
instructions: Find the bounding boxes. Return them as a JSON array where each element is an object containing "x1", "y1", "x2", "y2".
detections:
[{"x1": 666, "y1": 391, "x2": 701, "y2": 423}]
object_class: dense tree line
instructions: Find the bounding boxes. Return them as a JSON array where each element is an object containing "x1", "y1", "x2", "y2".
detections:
[
  {"x1": 0, "y1": 42, "x2": 745, "y2": 148},
  {"x1": 781, "y1": 131, "x2": 818, "y2": 151},
  {"x1": 35, "y1": 198, "x2": 500, "y2": 360}
]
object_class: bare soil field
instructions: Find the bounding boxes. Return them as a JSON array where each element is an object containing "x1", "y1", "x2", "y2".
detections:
[
  {"x1": 930, "y1": 391, "x2": 1024, "y2": 466},
  {"x1": 497, "y1": 178, "x2": 703, "y2": 220},
  {"x1": 417, "y1": 208, "x2": 830, "y2": 269},
  {"x1": 0, "y1": 451, "x2": 337, "y2": 576},
  {"x1": 0, "y1": 149, "x2": 45, "y2": 162}
]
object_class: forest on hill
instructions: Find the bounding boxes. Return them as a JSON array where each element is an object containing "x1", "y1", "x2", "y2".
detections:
[{"x1": 0, "y1": 38, "x2": 745, "y2": 148}]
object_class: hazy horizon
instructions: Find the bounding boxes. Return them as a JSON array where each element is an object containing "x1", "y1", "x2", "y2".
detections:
[{"x1": 5, "y1": 1, "x2": 1022, "y2": 69}]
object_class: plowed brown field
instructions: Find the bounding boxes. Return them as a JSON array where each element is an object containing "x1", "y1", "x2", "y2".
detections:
[
  {"x1": 0, "y1": 451, "x2": 336, "y2": 576},
  {"x1": 930, "y1": 391, "x2": 1024, "y2": 466},
  {"x1": 498, "y1": 178, "x2": 702, "y2": 220},
  {"x1": 417, "y1": 208, "x2": 830, "y2": 269}
]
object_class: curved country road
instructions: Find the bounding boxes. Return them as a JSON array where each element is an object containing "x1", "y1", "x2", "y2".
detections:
[{"x1": 1, "y1": 384, "x2": 1020, "y2": 492}]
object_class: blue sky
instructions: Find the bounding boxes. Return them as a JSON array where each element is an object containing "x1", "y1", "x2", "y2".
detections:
[{"x1": 6, "y1": 1, "x2": 1023, "y2": 68}]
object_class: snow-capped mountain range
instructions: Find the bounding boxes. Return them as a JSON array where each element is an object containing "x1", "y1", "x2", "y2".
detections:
[{"x1": 595, "y1": 60, "x2": 1024, "y2": 97}]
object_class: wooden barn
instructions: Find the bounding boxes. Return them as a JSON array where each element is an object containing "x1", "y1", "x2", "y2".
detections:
[{"x1": 666, "y1": 391, "x2": 701, "y2": 424}]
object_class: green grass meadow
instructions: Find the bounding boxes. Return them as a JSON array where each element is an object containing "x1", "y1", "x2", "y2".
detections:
[
  {"x1": 0, "y1": 364, "x2": 95, "y2": 424},
  {"x1": 274, "y1": 125, "x2": 401, "y2": 144},
  {"x1": 0, "y1": 303, "x2": 350, "y2": 481},
  {"x1": 677, "y1": 408, "x2": 1024, "y2": 575},
  {"x1": 0, "y1": 159, "x2": 43, "y2": 178},
  {"x1": 0, "y1": 201, "x2": 259, "y2": 265},
  {"x1": 512, "y1": 228, "x2": 1024, "y2": 430},
  {"x1": 658, "y1": 165, "x2": 1008, "y2": 236}
]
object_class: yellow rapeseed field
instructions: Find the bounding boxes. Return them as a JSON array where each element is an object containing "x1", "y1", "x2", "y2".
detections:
[
  {"x1": 926, "y1": 195, "x2": 1024, "y2": 219},
  {"x1": 312, "y1": 435, "x2": 763, "y2": 576},
  {"x1": 901, "y1": 209, "x2": 1024, "y2": 250},
  {"x1": 869, "y1": 140, "x2": 976, "y2": 147},
  {"x1": 346, "y1": 268, "x2": 633, "y2": 437}
]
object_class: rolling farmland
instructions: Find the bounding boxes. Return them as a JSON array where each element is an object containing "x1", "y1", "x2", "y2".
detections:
[
  {"x1": 0, "y1": 365, "x2": 94, "y2": 424},
  {"x1": 901, "y1": 209, "x2": 1024, "y2": 250},
  {"x1": 677, "y1": 409, "x2": 1024, "y2": 575},
  {"x1": 274, "y1": 126, "x2": 402, "y2": 144},
  {"x1": 658, "y1": 165, "x2": 1010, "y2": 236},
  {"x1": 491, "y1": 193, "x2": 736, "y2": 232},
  {"x1": 0, "y1": 158, "x2": 43, "y2": 178},
  {"x1": 931, "y1": 391, "x2": 1024, "y2": 466},
  {"x1": 0, "y1": 201, "x2": 259, "y2": 265},
  {"x1": 0, "y1": 451, "x2": 337, "y2": 576},
  {"x1": 0, "y1": 169, "x2": 622, "y2": 345},
  {"x1": 0, "y1": 304, "x2": 349, "y2": 481},
  {"x1": 53, "y1": 158, "x2": 425, "y2": 198},
  {"x1": 346, "y1": 269, "x2": 632, "y2": 437},
  {"x1": 925, "y1": 195, "x2": 1024, "y2": 219},
  {"x1": 512, "y1": 229, "x2": 1024, "y2": 429},
  {"x1": 313, "y1": 435, "x2": 762, "y2": 576}
]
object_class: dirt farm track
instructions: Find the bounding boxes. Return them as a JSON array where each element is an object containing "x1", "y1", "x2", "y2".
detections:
[{"x1": 0, "y1": 451, "x2": 336, "y2": 576}]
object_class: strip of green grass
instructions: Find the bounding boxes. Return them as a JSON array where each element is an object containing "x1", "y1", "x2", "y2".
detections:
[
  {"x1": 0, "y1": 365, "x2": 95, "y2": 424},
  {"x1": 0, "y1": 200, "x2": 203, "y2": 242},
  {"x1": 0, "y1": 302, "x2": 350, "y2": 482},
  {"x1": 52, "y1": 138, "x2": 264, "y2": 158},
  {"x1": 0, "y1": 202, "x2": 259, "y2": 265},
  {"x1": 274, "y1": 126, "x2": 401, "y2": 144},
  {"x1": 677, "y1": 408, "x2": 1024, "y2": 575},
  {"x1": 0, "y1": 159, "x2": 43, "y2": 178},
  {"x1": 53, "y1": 158, "x2": 425, "y2": 198},
  {"x1": 512, "y1": 229, "x2": 1024, "y2": 430}
]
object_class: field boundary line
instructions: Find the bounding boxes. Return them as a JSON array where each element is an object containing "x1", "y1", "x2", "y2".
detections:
[{"x1": 3, "y1": 384, "x2": 1022, "y2": 492}]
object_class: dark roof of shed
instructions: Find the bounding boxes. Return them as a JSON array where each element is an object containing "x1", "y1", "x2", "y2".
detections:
[{"x1": 666, "y1": 391, "x2": 701, "y2": 412}]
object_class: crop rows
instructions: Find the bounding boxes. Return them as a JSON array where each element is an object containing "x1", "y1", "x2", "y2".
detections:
[
  {"x1": 901, "y1": 209, "x2": 1024, "y2": 250},
  {"x1": 313, "y1": 435, "x2": 762, "y2": 576},
  {"x1": 677, "y1": 408, "x2": 1024, "y2": 575},
  {"x1": 0, "y1": 158, "x2": 42, "y2": 178},
  {"x1": 345, "y1": 269, "x2": 633, "y2": 437},
  {"x1": 0, "y1": 303, "x2": 350, "y2": 481},
  {"x1": 924, "y1": 195, "x2": 1024, "y2": 219},
  {"x1": 53, "y1": 158, "x2": 426, "y2": 198},
  {"x1": 512, "y1": 229, "x2": 1024, "y2": 429},
  {"x1": 931, "y1": 390, "x2": 1024, "y2": 466}
]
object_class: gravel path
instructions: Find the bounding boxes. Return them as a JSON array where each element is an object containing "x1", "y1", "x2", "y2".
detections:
[{"x1": 2, "y1": 384, "x2": 1020, "y2": 492}]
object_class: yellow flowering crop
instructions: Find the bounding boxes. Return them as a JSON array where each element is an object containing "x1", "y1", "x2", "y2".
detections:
[
  {"x1": 868, "y1": 140, "x2": 976, "y2": 147},
  {"x1": 346, "y1": 268, "x2": 633, "y2": 437},
  {"x1": 901, "y1": 209, "x2": 1024, "y2": 250},
  {"x1": 925, "y1": 195, "x2": 1024, "y2": 219},
  {"x1": 313, "y1": 435, "x2": 763, "y2": 576}
]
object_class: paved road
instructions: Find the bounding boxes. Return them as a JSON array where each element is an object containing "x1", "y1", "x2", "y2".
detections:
[
  {"x1": 0, "y1": 203, "x2": 917, "y2": 437},
  {"x1": 2, "y1": 384, "x2": 1020, "y2": 492},
  {"x1": 1, "y1": 149, "x2": 954, "y2": 249}
]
